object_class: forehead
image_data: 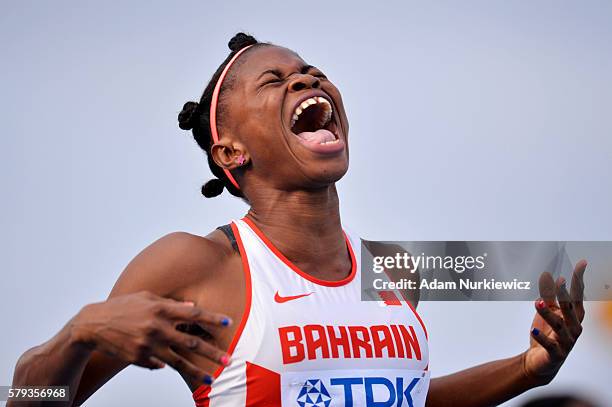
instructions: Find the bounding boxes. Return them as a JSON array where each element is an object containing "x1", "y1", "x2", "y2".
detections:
[{"x1": 232, "y1": 45, "x2": 307, "y2": 81}]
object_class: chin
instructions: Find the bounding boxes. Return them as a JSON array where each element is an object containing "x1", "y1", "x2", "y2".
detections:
[{"x1": 304, "y1": 160, "x2": 349, "y2": 188}]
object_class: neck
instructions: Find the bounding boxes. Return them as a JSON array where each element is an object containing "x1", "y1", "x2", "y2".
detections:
[{"x1": 244, "y1": 185, "x2": 351, "y2": 281}]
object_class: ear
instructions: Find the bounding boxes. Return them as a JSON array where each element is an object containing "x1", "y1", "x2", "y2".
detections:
[{"x1": 210, "y1": 139, "x2": 249, "y2": 170}]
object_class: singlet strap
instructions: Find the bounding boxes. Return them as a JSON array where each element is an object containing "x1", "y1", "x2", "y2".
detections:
[{"x1": 216, "y1": 224, "x2": 239, "y2": 253}]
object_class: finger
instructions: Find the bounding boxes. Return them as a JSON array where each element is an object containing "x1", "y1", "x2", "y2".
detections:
[
  {"x1": 132, "y1": 358, "x2": 165, "y2": 370},
  {"x1": 556, "y1": 277, "x2": 582, "y2": 339},
  {"x1": 155, "y1": 347, "x2": 215, "y2": 385},
  {"x1": 531, "y1": 327, "x2": 563, "y2": 360},
  {"x1": 145, "y1": 294, "x2": 200, "y2": 310},
  {"x1": 535, "y1": 298, "x2": 572, "y2": 347},
  {"x1": 125, "y1": 351, "x2": 165, "y2": 370},
  {"x1": 97, "y1": 342, "x2": 161, "y2": 370},
  {"x1": 157, "y1": 302, "x2": 233, "y2": 328},
  {"x1": 570, "y1": 259, "x2": 587, "y2": 320},
  {"x1": 162, "y1": 326, "x2": 230, "y2": 366},
  {"x1": 146, "y1": 356, "x2": 166, "y2": 369},
  {"x1": 538, "y1": 272, "x2": 557, "y2": 306},
  {"x1": 141, "y1": 294, "x2": 233, "y2": 327}
]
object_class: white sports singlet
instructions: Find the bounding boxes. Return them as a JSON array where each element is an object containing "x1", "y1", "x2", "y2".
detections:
[{"x1": 193, "y1": 218, "x2": 430, "y2": 406}]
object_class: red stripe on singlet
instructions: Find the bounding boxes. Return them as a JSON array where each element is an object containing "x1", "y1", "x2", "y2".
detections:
[
  {"x1": 192, "y1": 222, "x2": 253, "y2": 406},
  {"x1": 245, "y1": 362, "x2": 281, "y2": 406}
]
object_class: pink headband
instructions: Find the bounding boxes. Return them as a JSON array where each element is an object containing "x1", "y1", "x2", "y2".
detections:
[{"x1": 209, "y1": 44, "x2": 254, "y2": 190}]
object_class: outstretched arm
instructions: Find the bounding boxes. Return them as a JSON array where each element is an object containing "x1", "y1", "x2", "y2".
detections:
[{"x1": 426, "y1": 260, "x2": 587, "y2": 407}]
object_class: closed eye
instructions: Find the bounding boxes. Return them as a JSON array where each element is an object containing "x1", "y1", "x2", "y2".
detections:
[
  {"x1": 258, "y1": 69, "x2": 284, "y2": 88},
  {"x1": 263, "y1": 77, "x2": 282, "y2": 85},
  {"x1": 309, "y1": 69, "x2": 327, "y2": 80}
]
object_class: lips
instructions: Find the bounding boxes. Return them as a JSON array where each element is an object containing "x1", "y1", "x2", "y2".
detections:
[{"x1": 288, "y1": 92, "x2": 344, "y2": 154}]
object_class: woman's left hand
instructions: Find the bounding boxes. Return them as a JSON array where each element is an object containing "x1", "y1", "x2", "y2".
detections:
[{"x1": 522, "y1": 259, "x2": 587, "y2": 384}]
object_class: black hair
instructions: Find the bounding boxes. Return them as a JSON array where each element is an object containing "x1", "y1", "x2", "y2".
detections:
[{"x1": 178, "y1": 32, "x2": 265, "y2": 198}]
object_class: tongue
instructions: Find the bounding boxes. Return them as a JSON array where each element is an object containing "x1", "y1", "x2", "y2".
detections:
[{"x1": 295, "y1": 129, "x2": 335, "y2": 144}]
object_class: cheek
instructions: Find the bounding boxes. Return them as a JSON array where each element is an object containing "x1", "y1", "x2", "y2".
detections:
[
  {"x1": 244, "y1": 121, "x2": 286, "y2": 164},
  {"x1": 247, "y1": 95, "x2": 283, "y2": 132}
]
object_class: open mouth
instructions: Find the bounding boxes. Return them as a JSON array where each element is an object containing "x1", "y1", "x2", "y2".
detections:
[{"x1": 290, "y1": 96, "x2": 340, "y2": 146}]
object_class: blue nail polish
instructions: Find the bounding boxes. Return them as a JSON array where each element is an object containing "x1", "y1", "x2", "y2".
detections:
[
  {"x1": 203, "y1": 375, "x2": 213, "y2": 385},
  {"x1": 531, "y1": 328, "x2": 540, "y2": 336},
  {"x1": 221, "y1": 318, "x2": 231, "y2": 327}
]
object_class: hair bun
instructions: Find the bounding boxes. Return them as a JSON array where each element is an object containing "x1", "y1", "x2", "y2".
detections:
[
  {"x1": 178, "y1": 101, "x2": 200, "y2": 130},
  {"x1": 228, "y1": 32, "x2": 258, "y2": 52},
  {"x1": 201, "y1": 178, "x2": 225, "y2": 198}
]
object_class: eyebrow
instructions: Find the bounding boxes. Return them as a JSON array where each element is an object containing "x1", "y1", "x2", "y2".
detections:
[
  {"x1": 257, "y1": 69, "x2": 283, "y2": 80},
  {"x1": 300, "y1": 64, "x2": 315, "y2": 74},
  {"x1": 257, "y1": 64, "x2": 317, "y2": 80}
]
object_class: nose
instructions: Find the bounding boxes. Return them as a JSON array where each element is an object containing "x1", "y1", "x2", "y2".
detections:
[{"x1": 288, "y1": 74, "x2": 320, "y2": 92}]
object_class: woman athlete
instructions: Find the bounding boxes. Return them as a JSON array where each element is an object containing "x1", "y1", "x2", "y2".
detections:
[{"x1": 10, "y1": 33, "x2": 587, "y2": 407}]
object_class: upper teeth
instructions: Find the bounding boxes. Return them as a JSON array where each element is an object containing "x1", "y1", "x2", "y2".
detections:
[{"x1": 291, "y1": 96, "x2": 333, "y2": 129}]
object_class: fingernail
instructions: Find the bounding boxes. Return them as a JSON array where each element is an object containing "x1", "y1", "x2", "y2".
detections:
[
  {"x1": 183, "y1": 301, "x2": 195, "y2": 306},
  {"x1": 531, "y1": 328, "x2": 540, "y2": 336},
  {"x1": 221, "y1": 317, "x2": 232, "y2": 327},
  {"x1": 220, "y1": 354, "x2": 230, "y2": 366},
  {"x1": 536, "y1": 299, "x2": 546, "y2": 310},
  {"x1": 203, "y1": 375, "x2": 214, "y2": 385}
]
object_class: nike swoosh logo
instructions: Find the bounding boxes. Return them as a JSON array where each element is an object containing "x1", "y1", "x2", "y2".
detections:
[{"x1": 274, "y1": 291, "x2": 313, "y2": 303}]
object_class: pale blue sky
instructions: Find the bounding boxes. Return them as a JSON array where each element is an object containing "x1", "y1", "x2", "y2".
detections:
[{"x1": 2, "y1": 1, "x2": 611, "y2": 405}]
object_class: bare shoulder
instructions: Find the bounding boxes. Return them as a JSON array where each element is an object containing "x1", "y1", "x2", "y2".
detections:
[{"x1": 108, "y1": 228, "x2": 238, "y2": 299}]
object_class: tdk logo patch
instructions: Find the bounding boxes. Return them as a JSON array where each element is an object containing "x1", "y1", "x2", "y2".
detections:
[
  {"x1": 297, "y1": 377, "x2": 421, "y2": 407},
  {"x1": 297, "y1": 379, "x2": 332, "y2": 407}
]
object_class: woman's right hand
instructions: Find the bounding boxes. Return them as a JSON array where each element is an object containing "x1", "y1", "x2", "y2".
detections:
[{"x1": 70, "y1": 291, "x2": 231, "y2": 383}]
